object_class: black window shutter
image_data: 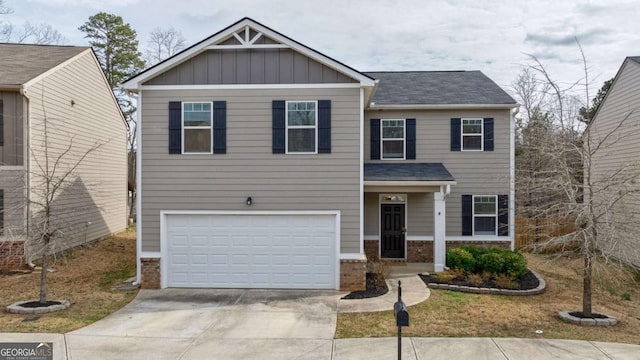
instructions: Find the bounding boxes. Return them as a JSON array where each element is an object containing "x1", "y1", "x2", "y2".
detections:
[
  {"x1": 272, "y1": 100, "x2": 285, "y2": 154},
  {"x1": 0, "y1": 100, "x2": 4, "y2": 146},
  {"x1": 451, "y1": 118, "x2": 461, "y2": 151},
  {"x1": 498, "y1": 194, "x2": 509, "y2": 236},
  {"x1": 406, "y1": 118, "x2": 416, "y2": 160},
  {"x1": 370, "y1": 119, "x2": 380, "y2": 160},
  {"x1": 462, "y1": 195, "x2": 473, "y2": 235},
  {"x1": 168, "y1": 101, "x2": 182, "y2": 154},
  {"x1": 484, "y1": 118, "x2": 494, "y2": 151},
  {"x1": 213, "y1": 101, "x2": 227, "y2": 154},
  {"x1": 317, "y1": 100, "x2": 331, "y2": 153}
]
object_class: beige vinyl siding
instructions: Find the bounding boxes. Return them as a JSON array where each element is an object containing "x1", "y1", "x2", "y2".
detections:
[
  {"x1": 0, "y1": 169, "x2": 25, "y2": 234},
  {"x1": 364, "y1": 109, "x2": 511, "y2": 236},
  {"x1": 143, "y1": 49, "x2": 357, "y2": 86},
  {"x1": 364, "y1": 192, "x2": 433, "y2": 237},
  {"x1": 0, "y1": 91, "x2": 24, "y2": 166},
  {"x1": 141, "y1": 87, "x2": 361, "y2": 253},
  {"x1": 26, "y1": 50, "x2": 127, "y2": 250},
  {"x1": 589, "y1": 59, "x2": 640, "y2": 267}
]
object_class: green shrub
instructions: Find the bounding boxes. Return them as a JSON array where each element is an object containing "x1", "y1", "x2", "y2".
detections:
[
  {"x1": 477, "y1": 252, "x2": 505, "y2": 274},
  {"x1": 502, "y1": 251, "x2": 528, "y2": 277},
  {"x1": 446, "y1": 248, "x2": 476, "y2": 272}
]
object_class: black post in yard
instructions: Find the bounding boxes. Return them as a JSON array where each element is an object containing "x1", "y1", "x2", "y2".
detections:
[{"x1": 398, "y1": 280, "x2": 402, "y2": 360}]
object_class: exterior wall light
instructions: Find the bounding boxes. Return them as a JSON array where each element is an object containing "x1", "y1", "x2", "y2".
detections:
[{"x1": 246, "y1": 197, "x2": 252, "y2": 206}]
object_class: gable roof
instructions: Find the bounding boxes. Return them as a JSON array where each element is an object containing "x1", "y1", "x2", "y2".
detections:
[
  {"x1": 123, "y1": 17, "x2": 375, "y2": 90},
  {"x1": 0, "y1": 43, "x2": 88, "y2": 87},
  {"x1": 365, "y1": 71, "x2": 517, "y2": 108},
  {"x1": 588, "y1": 56, "x2": 640, "y2": 127}
]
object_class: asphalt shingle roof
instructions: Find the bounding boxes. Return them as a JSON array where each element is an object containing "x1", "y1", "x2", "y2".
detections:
[
  {"x1": 365, "y1": 71, "x2": 517, "y2": 105},
  {"x1": 629, "y1": 56, "x2": 640, "y2": 64},
  {"x1": 364, "y1": 163, "x2": 455, "y2": 182},
  {"x1": 0, "y1": 43, "x2": 88, "y2": 86}
]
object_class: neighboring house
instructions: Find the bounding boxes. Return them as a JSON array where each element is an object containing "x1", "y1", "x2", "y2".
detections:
[
  {"x1": 0, "y1": 44, "x2": 128, "y2": 269},
  {"x1": 587, "y1": 56, "x2": 640, "y2": 269},
  {"x1": 123, "y1": 18, "x2": 518, "y2": 291}
]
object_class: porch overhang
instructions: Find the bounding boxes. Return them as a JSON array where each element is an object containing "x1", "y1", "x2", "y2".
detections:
[{"x1": 364, "y1": 163, "x2": 456, "y2": 192}]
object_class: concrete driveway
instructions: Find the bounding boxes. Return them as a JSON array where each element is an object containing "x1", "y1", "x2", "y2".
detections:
[{"x1": 66, "y1": 288, "x2": 342, "y2": 360}]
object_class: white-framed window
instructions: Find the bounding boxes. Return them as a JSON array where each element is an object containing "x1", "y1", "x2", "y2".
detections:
[
  {"x1": 462, "y1": 118, "x2": 483, "y2": 151},
  {"x1": 286, "y1": 101, "x2": 317, "y2": 154},
  {"x1": 473, "y1": 195, "x2": 497, "y2": 235},
  {"x1": 381, "y1": 119, "x2": 405, "y2": 159},
  {"x1": 182, "y1": 102, "x2": 212, "y2": 154}
]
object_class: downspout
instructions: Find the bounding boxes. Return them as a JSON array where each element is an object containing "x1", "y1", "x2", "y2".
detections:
[
  {"x1": 20, "y1": 86, "x2": 34, "y2": 268},
  {"x1": 510, "y1": 106, "x2": 520, "y2": 251}
]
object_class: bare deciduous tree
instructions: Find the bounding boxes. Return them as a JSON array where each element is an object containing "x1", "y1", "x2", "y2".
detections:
[
  {"x1": 0, "y1": 22, "x2": 66, "y2": 44},
  {"x1": 26, "y1": 89, "x2": 102, "y2": 305},
  {"x1": 517, "y1": 46, "x2": 640, "y2": 318},
  {"x1": 145, "y1": 27, "x2": 186, "y2": 66}
]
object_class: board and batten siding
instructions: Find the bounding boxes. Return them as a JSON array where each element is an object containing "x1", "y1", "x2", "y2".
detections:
[
  {"x1": 27, "y1": 50, "x2": 127, "y2": 250},
  {"x1": 140, "y1": 87, "x2": 361, "y2": 253},
  {"x1": 589, "y1": 59, "x2": 640, "y2": 267},
  {"x1": 0, "y1": 91, "x2": 24, "y2": 166},
  {"x1": 143, "y1": 49, "x2": 357, "y2": 86},
  {"x1": 364, "y1": 109, "x2": 511, "y2": 236}
]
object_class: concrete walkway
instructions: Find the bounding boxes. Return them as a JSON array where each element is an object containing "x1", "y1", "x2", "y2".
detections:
[
  {"x1": 1, "y1": 333, "x2": 638, "y2": 359},
  {"x1": 339, "y1": 263, "x2": 431, "y2": 313}
]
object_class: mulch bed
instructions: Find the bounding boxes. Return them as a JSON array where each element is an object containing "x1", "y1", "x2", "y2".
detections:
[
  {"x1": 342, "y1": 273, "x2": 389, "y2": 299},
  {"x1": 419, "y1": 270, "x2": 540, "y2": 290}
]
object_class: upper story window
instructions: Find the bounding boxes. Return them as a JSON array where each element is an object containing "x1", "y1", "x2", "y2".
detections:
[
  {"x1": 183, "y1": 102, "x2": 212, "y2": 154},
  {"x1": 462, "y1": 118, "x2": 483, "y2": 151},
  {"x1": 286, "y1": 101, "x2": 317, "y2": 154},
  {"x1": 473, "y1": 195, "x2": 497, "y2": 235},
  {"x1": 381, "y1": 119, "x2": 405, "y2": 160}
]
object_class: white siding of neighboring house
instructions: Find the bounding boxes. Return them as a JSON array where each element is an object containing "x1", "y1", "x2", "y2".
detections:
[
  {"x1": 589, "y1": 59, "x2": 640, "y2": 267},
  {"x1": 26, "y1": 50, "x2": 127, "y2": 253}
]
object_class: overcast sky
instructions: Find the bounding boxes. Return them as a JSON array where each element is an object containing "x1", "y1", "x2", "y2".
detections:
[{"x1": 3, "y1": 0, "x2": 638, "y2": 100}]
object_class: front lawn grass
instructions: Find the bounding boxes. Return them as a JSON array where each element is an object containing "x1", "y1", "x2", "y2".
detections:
[
  {"x1": 0, "y1": 228, "x2": 138, "y2": 333},
  {"x1": 336, "y1": 253, "x2": 640, "y2": 344}
]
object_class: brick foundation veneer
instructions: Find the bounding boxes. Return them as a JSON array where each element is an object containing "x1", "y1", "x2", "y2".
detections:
[
  {"x1": 0, "y1": 241, "x2": 26, "y2": 270},
  {"x1": 140, "y1": 258, "x2": 161, "y2": 289},
  {"x1": 407, "y1": 240, "x2": 434, "y2": 262},
  {"x1": 340, "y1": 259, "x2": 366, "y2": 291},
  {"x1": 364, "y1": 240, "x2": 379, "y2": 260}
]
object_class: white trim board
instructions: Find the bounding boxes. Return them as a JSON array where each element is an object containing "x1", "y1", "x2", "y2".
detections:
[
  {"x1": 138, "y1": 83, "x2": 362, "y2": 91},
  {"x1": 368, "y1": 104, "x2": 518, "y2": 110}
]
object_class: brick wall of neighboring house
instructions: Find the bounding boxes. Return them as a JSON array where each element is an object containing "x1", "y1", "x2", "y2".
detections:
[
  {"x1": 0, "y1": 241, "x2": 25, "y2": 270},
  {"x1": 140, "y1": 258, "x2": 160, "y2": 289},
  {"x1": 407, "y1": 241, "x2": 434, "y2": 262},
  {"x1": 340, "y1": 259, "x2": 366, "y2": 291}
]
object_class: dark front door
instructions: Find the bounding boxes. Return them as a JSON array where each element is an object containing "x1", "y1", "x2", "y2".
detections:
[{"x1": 381, "y1": 204, "x2": 405, "y2": 258}]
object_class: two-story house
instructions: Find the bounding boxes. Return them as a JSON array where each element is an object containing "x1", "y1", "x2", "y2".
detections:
[
  {"x1": 123, "y1": 18, "x2": 518, "y2": 291},
  {"x1": 0, "y1": 44, "x2": 128, "y2": 270}
]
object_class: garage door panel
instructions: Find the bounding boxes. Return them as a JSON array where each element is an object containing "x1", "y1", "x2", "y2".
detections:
[{"x1": 166, "y1": 214, "x2": 337, "y2": 289}]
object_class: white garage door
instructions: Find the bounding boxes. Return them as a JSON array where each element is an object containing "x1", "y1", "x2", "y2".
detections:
[{"x1": 165, "y1": 213, "x2": 337, "y2": 289}]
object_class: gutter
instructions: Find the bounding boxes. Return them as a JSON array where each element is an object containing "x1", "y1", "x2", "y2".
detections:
[{"x1": 368, "y1": 103, "x2": 519, "y2": 110}]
